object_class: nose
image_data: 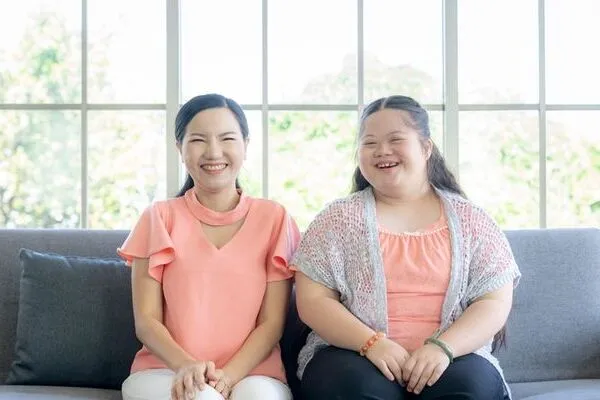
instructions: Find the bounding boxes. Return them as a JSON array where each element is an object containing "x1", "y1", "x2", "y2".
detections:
[
  {"x1": 205, "y1": 138, "x2": 223, "y2": 159},
  {"x1": 374, "y1": 141, "x2": 392, "y2": 157}
]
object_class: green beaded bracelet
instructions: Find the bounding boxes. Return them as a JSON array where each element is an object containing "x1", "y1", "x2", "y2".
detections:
[{"x1": 424, "y1": 337, "x2": 454, "y2": 363}]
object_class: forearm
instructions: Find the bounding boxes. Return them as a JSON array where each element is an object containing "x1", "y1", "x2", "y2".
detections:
[
  {"x1": 300, "y1": 296, "x2": 374, "y2": 352},
  {"x1": 222, "y1": 322, "x2": 282, "y2": 383},
  {"x1": 136, "y1": 318, "x2": 196, "y2": 371},
  {"x1": 439, "y1": 298, "x2": 510, "y2": 357}
]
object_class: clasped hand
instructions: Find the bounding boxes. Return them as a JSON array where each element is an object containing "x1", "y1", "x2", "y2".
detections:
[
  {"x1": 171, "y1": 361, "x2": 234, "y2": 400},
  {"x1": 366, "y1": 339, "x2": 450, "y2": 395}
]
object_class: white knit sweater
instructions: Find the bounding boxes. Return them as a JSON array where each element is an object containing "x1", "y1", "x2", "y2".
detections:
[{"x1": 292, "y1": 187, "x2": 521, "y2": 398}]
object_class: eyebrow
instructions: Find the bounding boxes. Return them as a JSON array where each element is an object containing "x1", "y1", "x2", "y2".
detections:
[
  {"x1": 187, "y1": 131, "x2": 238, "y2": 137},
  {"x1": 361, "y1": 130, "x2": 406, "y2": 139}
]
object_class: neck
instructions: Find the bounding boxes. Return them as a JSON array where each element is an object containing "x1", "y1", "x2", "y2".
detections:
[
  {"x1": 193, "y1": 187, "x2": 240, "y2": 212},
  {"x1": 374, "y1": 180, "x2": 434, "y2": 207}
]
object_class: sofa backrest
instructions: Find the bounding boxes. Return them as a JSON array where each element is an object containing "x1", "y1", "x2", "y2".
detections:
[
  {"x1": 498, "y1": 228, "x2": 600, "y2": 383},
  {"x1": 1, "y1": 228, "x2": 599, "y2": 387},
  {"x1": 0, "y1": 229, "x2": 129, "y2": 383}
]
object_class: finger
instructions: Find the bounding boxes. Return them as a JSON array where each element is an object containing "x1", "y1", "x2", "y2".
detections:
[
  {"x1": 183, "y1": 373, "x2": 196, "y2": 399},
  {"x1": 402, "y1": 357, "x2": 416, "y2": 383},
  {"x1": 376, "y1": 360, "x2": 395, "y2": 381},
  {"x1": 407, "y1": 362, "x2": 426, "y2": 393},
  {"x1": 193, "y1": 367, "x2": 206, "y2": 389},
  {"x1": 222, "y1": 384, "x2": 231, "y2": 399},
  {"x1": 205, "y1": 361, "x2": 216, "y2": 380},
  {"x1": 215, "y1": 379, "x2": 227, "y2": 394},
  {"x1": 173, "y1": 378, "x2": 185, "y2": 400},
  {"x1": 413, "y1": 364, "x2": 435, "y2": 395},
  {"x1": 386, "y1": 357, "x2": 403, "y2": 384},
  {"x1": 428, "y1": 365, "x2": 446, "y2": 387},
  {"x1": 194, "y1": 363, "x2": 206, "y2": 390}
]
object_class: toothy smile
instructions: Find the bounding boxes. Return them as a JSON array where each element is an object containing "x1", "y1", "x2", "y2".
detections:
[
  {"x1": 201, "y1": 164, "x2": 227, "y2": 171},
  {"x1": 376, "y1": 162, "x2": 399, "y2": 169}
]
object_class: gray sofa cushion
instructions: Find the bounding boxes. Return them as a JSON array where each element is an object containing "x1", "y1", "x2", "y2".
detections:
[
  {"x1": 6, "y1": 249, "x2": 140, "y2": 389},
  {"x1": 498, "y1": 228, "x2": 600, "y2": 383},
  {"x1": 510, "y1": 379, "x2": 600, "y2": 399},
  {"x1": 0, "y1": 385, "x2": 121, "y2": 400},
  {"x1": 0, "y1": 229, "x2": 130, "y2": 383}
]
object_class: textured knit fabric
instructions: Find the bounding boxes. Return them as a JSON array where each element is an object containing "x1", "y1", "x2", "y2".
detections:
[
  {"x1": 292, "y1": 186, "x2": 521, "y2": 398},
  {"x1": 380, "y1": 208, "x2": 451, "y2": 352},
  {"x1": 117, "y1": 189, "x2": 300, "y2": 382}
]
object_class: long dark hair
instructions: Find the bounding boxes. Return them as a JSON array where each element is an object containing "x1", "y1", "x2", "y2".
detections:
[
  {"x1": 352, "y1": 95, "x2": 507, "y2": 352},
  {"x1": 351, "y1": 95, "x2": 464, "y2": 197},
  {"x1": 174, "y1": 93, "x2": 249, "y2": 197}
]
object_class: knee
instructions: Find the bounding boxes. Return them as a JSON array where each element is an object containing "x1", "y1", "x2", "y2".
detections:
[
  {"x1": 429, "y1": 355, "x2": 503, "y2": 400},
  {"x1": 195, "y1": 385, "x2": 226, "y2": 400},
  {"x1": 301, "y1": 349, "x2": 388, "y2": 398},
  {"x1": 230, "y1": 376, "x2": 291, "y2": 400},
  {"x1": 122, "y1": 370, "x2": 173, "y2": 400}
]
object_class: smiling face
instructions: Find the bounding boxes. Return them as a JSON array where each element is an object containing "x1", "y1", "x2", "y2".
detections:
[
  {"x1": 358, "y1": 108, "x2": 432, "y2": 196},
  {"x1": 177, "y1": 107, "x2": 248, "y2": 194}
]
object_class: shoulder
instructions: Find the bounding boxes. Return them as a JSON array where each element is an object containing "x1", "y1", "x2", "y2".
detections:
[
  {"x1": 305, "y1": 190, "x2": 366, "y2": 233},
  {"x1": 249, "y1": 197, "x2": 287, "y2": 219},
  {"x1": 147, "y1": 197, "x2": 186, "y2": 217},
  {"x1": 438, "y1": 190, "x2": 504, "y2": 240}
]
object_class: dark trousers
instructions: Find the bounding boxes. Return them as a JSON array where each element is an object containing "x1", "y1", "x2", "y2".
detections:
[{"x1": 301, "y1": 346, "x2": 505, "y2": 400}]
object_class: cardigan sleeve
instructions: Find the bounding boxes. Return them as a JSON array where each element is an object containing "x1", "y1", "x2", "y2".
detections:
[
  {"x1": 290, "y1": 202, "x2": 346, "y2": 291},
  {"x1": 465, "y1": 207, "x2": 522, "y2": 304}
]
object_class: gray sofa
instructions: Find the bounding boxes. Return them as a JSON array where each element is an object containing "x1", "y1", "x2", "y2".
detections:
[{"x1": 1, "y1": 228, "x2": 599, "y2": 399}]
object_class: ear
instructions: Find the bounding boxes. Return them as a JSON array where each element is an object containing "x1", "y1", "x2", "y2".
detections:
[
  {"x1": 176, "y1": 141, "x2": 183, "y2": 162},
  {"x1": 243, "y1": 138, "x2": 249, "y2": 160},
  {"x1": 424, "y1": 138, "x2": 433, "y2": 160}
]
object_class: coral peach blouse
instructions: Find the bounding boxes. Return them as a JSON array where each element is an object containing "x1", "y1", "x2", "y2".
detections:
[{"x1": 118, "y1": 189, "x2": 300, "y2": 382}]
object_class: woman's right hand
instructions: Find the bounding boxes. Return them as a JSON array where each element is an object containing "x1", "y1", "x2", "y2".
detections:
[
  {"x1": 365, "y1": 337, "x2": 410, "y2": 384},
  {"x1": 171, "y1": 360, "x2": 216, "y2": 400}
]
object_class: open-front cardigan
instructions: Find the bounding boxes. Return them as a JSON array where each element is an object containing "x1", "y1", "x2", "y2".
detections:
[{"x1": 292, "y1": 187, "x2": 521, "y2": 398}]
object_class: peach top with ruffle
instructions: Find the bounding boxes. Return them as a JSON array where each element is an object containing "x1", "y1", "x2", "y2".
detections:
[{"x1": 118, "y1": 189, "x2": 300, "y2": 382}]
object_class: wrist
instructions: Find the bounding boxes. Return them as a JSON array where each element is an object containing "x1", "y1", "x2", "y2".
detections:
[
  {"x1": 222, "y1": 365, "x2": 242, "y2": 386},
  {"x1": 424, "y1": 336, "x2": 454, "y2": 363},
  {"x1": 172, "y1": 357, "x2": 196, "y2": 372},
  {"x1": 359, "y1": 331, "x2": 385, "y2": 356}
]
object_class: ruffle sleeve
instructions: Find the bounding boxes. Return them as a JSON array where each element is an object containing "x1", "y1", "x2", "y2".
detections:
[
  {"x1": 266, "y1": 209, "x2": 301, "y2": 282},
  {"x1": 117, "y1": 201, "x2": 175, "y2": 283}
]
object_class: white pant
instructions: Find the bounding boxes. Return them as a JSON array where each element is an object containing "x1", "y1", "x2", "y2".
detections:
[{"x1": 122, "y1": 369, "x2": 292, "y2": 400}]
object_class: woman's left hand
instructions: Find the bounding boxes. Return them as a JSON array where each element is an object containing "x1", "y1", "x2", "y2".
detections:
[
  {"x1": 402, "y1": 344, "x2": 450, "y2": 395},
  {"x1": 207, "y1": 369, "x2": 234, "y2": 399}
]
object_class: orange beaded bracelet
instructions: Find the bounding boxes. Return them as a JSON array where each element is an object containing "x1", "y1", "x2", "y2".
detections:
[{"x1": 359, "y1": 332, "x2": 385, "y2": 356}]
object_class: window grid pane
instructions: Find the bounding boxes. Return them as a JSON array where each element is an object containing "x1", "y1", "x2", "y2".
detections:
[{"x1": 3, "y1": 2, "x2": 599, "y2": 229}]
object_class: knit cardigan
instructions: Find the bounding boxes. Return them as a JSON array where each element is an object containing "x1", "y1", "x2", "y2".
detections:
[{"x1": 292, "y1": 187, "x2": 521, "y2": 398}]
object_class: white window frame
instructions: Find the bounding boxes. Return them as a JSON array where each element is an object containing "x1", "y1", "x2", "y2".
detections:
[{"x1": 2, "y1": 0, "x2": 600, "y2": 228}]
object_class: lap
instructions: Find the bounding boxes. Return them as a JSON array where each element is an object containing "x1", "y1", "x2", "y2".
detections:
[
  {"x1": 419, "y1": 353, "x2": 504, "y2": 400},
  {"x1": 301, "y1": 346, "x2": 407, "y2": 400},
  {"x1": 231, "y1": 376, "x2": 292, "y2": 400},
  {"x1": 301, "y1": 347, "x2": 504, "y2": 400},
  {"x1": 122, "y1": 370, "x2": 290, "y2": 400}
]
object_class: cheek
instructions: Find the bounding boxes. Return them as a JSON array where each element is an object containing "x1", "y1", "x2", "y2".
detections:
[
  {"x1": 357, "y1": 149, "x2": 373, "y2": 175},
  {"x1": 181, "y1": 145, "x2": 200, "y2": 165},
  {"x1": 357, "y1": 149, "x2": 369, "y2": 166},
  {"x1": 229, "y1": 143, "x2": 247, "y2": 163}
]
